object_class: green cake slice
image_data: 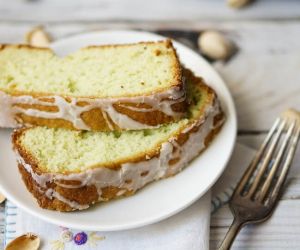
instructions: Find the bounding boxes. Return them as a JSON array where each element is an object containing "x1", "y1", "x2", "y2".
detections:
[{"x1": 12, "y1": 69, "x2": 225, "y2": 211}]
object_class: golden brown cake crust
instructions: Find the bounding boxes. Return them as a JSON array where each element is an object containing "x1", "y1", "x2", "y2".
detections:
[
  {"x1": 16, "y1": 123, "x2": 222, "y2": 212},
  {"x1": 12, "y1": 70, "x2": 225, "y2": 212},
  {"x1": 0, "y1": 40, "x2": 186, "y2": 131}
]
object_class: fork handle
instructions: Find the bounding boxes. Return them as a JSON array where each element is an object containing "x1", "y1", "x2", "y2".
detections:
[{"x1": 218, "y1": 218, "x2": 244, "y2": 250}]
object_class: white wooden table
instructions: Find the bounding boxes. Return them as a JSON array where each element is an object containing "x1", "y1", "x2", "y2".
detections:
[{"x1": 0, "y1": 0, "x2": 300, "y2": 249}]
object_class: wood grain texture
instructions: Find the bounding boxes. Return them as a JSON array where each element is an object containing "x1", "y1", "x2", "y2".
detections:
[
  {"x1": 0, "y1": 205, "x2": 5, "y2": 249},
  {"x1": 213, "y1": 22, "x2": 300, "y2": 131},
  {"x1": 210, "y1": 200, "x2": 300, "y2": 249},
  {"x1": 0, "y1": 0, "x2": 299, "y2": 22}
]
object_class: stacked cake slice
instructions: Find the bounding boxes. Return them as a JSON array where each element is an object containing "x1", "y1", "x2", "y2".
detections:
[
  {"x1": 0, "y1": 40, "x2": 225, "y2": 211},
  {"x1": 0, "y1": 41, "x2": 185, "y2": 131}
]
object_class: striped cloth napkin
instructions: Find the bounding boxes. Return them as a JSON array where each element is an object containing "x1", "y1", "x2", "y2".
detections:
[{"x1": 3, "y1": 143, "x2": 255, "y2": 250}]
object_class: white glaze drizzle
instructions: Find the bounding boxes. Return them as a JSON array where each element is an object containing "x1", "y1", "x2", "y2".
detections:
[
  {"x1": 16, "y1": 100, "x2": 223, "y2": 210},
  {"x1": 47, "y1": 189, "x2": 89, "y2": 210},
  {"x1": 101, "y1": 110, "x2": 114, "y2": 130},
  {"x1": 0, "y1": 86, "x2": 185, "y2": 130}
]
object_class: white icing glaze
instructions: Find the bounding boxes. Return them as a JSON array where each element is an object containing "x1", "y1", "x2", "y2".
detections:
[
  {"x1": 16, "y1": 100, "x2": 223, "y2": 210},
  {"x1": 48, "y1": 189, "x2": 89, "y2": 210},
  {"x1": 0, "y1": 86, "x2": 185, "y2": 130},
  {"x1": 116, "y1": 190, "x2": 127, "y2": 196}
]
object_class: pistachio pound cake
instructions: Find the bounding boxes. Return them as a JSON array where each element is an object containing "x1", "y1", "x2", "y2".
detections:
[
  {"x1": 0, "y1": 40, "x2": 186, "y2": 131},
  {"x1": 12, "y1": 69, "x2": 225, "y2": 211}
]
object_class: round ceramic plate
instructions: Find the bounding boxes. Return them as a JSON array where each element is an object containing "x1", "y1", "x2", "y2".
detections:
[{"x1": 0, "y1": 30, "x2": 237, "y2": 231}]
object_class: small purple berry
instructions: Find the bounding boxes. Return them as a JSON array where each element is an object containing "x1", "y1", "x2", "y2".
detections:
[{"x1": 74, "y1": 232, "x2": 88, "y2": 245}]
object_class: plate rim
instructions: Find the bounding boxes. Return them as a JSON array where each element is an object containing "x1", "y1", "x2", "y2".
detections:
[{"x1": 0, "y1": 29, "x2": 237, "y2": 231}]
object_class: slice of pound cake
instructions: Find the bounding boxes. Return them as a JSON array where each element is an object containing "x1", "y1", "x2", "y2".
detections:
[
  {"x1": 12, "y1": 69, "x2": 225, "y2": 211},
  {"x1": 0, "y1": 40, "x2": 186, "y2": 131}
]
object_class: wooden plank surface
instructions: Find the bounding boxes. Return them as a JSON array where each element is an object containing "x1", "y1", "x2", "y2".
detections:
[
  {"x1": 210, "y1": 200, "x2": 300, "y2": 249},
  {"x1": 0, "y1": 204, "x2": 5, "y2": 249},
  {"x1": 0, "y1": 0, "x2": 300, "y2": 22}
]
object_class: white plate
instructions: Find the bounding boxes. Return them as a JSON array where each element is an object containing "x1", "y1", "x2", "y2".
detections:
[{"x1": 0, "y1": 30, "x2": 237, "y2": 231}]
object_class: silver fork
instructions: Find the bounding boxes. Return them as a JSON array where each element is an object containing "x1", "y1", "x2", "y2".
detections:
[{"x1": 219, "y1": 109, "x2": 300, "y2": 250}]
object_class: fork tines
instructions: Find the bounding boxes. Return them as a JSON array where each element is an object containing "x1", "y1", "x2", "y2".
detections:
[
  {"x1": 219, "y1": 109, "x2": 300, "y2": 250},
  {"x1": 235, "y1": 109, "x2": 300, "y2": 204}
]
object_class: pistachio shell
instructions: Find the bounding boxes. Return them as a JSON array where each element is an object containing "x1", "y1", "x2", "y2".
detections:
[
  {"x1": 227, "y1": 0, "x2": 253, "y2": 9},
  {"x1": 198, "y1": 30, "x2": 235, "y2": 60},
  {"x1": 25, "y1": 26, "x2": 51, "y2": 48},
  {"x1": 5, "y1": 233, "x2": 40, "y2": 250},
  {"x1": 0, "y1": 192, "x2": 6, "y2": 204}
]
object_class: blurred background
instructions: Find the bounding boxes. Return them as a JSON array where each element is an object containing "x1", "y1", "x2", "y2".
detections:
[{"x1": 1, "y1": 0, "x2": 300, "y2": 43}]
